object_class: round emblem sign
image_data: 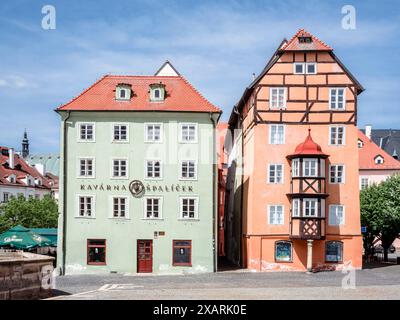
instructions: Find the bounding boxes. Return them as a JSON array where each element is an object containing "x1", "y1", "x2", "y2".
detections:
[{"x1": 129, "y1": 180, "x2": 145, "y2": 198}]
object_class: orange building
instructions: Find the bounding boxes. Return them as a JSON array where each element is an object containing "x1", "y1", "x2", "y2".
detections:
[{"x1": 225, "y1": 29, "x2": 364, "y2": 272}]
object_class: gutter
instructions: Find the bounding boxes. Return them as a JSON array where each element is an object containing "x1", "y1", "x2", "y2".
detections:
[
  {"x1": 210, "y1": 112, "x2": 221, "y2": 272},
  {"x1": 61, "y1": 110, "x2": 71, "y2": 275}
]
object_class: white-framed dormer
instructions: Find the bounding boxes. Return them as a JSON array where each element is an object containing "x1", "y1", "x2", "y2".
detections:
[
  {"x1": 149, "y1": 83, "x2": 166, "y2": 102},
  {"x1": 77, "y1": 122, "x2": 96, "y2": 143},
  {"x1": 6, "y1": 174, "x2": 16, "y2": 184},
  {"x1": 374, "y1": 155, "x2": 384, "y2": 165},
  {"x1": 21, "y1": 175, "x2": 34, "y2": 187},
  {"x1": 115, "y1": 83, "x2": 132, "y2": 101},
  {"x1": 34, "y1": 177, "x2": 43, "y2": 187}
]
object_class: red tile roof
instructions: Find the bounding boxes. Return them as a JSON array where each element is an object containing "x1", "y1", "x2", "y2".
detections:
[
  {"x1": 0, "y1": 147, "x2": 51, "y2": 189},
  {"x1": 288, "y1": 129, "x2": 328, "y2": 158},
  {"x1": 57, "y1": 75, "x2": 221, "y2": 113},
  {"x1": 280, "y1": 29, "x2": 332, "y2": 52},
  {"x1": 358, "y1": 130, "x2": 400, "y2": 170}
]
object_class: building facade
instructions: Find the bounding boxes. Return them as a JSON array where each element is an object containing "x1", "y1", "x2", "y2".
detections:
[
  {"x1": 56, "y1": 62, "x2": 221, "y2": 275},
  {"x1": 0, "y1": 146, "x2": 52, "y2": 202},
  {"x1": 225, "y1": 29, "x2": 364, "y2": 272}
]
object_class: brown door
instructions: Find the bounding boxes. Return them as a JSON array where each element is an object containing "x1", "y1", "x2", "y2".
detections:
[{"x1": 137, "y1": 240, "x2": 153, "y2": 273}]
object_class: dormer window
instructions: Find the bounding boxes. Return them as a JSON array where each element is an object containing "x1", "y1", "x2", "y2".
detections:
[
  {"x1": 35, "y1": 178, "x2": 42, "y2": 186},
  {"x1": 358, "y1": 139, "x2": 363, "y2": 148},
  {"x1": 116, "y1": 84, "x2": 131, "y2": 101},
  {"x1": 150, "y1": 84, "x2": 165, "y2": 102},
  {"x1": 375, "y1": 155, "x2": 384, "y2": 164},
  {"x1": 298, "y1": 36, "x2": 312, "y2": 43}
]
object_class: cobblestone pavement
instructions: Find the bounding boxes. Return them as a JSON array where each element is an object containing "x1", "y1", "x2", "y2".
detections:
[{"x1": 49, "y1": 263, "x2": 400, "y2": 300}]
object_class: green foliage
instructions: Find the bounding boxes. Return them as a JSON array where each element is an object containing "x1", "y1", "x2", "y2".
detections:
[
  {"x1": 360, "y1": 174, "x2": 400, "y2": 261},
  {"x1": 0, "y1": 195, "x2": 58, "y2": 233}
]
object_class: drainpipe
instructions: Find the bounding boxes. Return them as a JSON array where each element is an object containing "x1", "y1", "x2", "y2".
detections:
[
  {"x1": 61, "y1": 111, "x2": 71, "y2": 275},
  {"x1": 210, "y1": 112, "x2": 221, "y2": 272}
]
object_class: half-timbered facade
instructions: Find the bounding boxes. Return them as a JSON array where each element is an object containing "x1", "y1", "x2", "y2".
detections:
[{"x1": 225, "y1": 29, "x2": 364, "y2": 271}]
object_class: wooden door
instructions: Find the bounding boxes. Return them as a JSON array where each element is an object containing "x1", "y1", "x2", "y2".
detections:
[{"x1": 137, "y1": 240, "x2": 153, "y2": 273}]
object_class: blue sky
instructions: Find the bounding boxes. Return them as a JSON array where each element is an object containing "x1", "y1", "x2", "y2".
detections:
[{"x1": 0, "y1": 0, "x2": 399, "y2": 153}]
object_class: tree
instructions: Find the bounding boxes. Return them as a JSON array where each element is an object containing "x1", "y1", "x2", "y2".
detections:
[
  {"x1": 360, "y1": 175, "x2": 400, "y2": 262},
  {"x1": 0, "y1": 194, "x2": 58, "y2": 233}
]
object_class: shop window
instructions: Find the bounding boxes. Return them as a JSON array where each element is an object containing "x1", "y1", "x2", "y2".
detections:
[
  {"x1": 275, "y1": 241, "x2": 292, "y2": 262},
  {"x1": 87, "y1": 239, "x2": 106, "y2": 265},
  {"x1": 173, "y1": 240, "x2": 192, "y2": 266},
  {"x1": 325, "y1": 241, "x2": 343, "y2": 262}
]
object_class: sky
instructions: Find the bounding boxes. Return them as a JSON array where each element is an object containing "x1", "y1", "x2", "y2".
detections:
[{"x1": 0, "y1": 0, "x2": 399, "y2": 153}]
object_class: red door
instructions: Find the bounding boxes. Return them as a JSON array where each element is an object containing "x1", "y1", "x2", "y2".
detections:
[{"x1": 137, "y1": 240, "x2": 153, "y2": 273}]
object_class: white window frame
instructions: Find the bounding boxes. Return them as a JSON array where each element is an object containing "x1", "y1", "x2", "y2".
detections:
[
  {"x1": 109, "y1": 196, "x2": 129, "y2": 219},
  {"x1": 375, "y1": 155, "x2": 384, "y2": 164},
  {"x1": 360, "y1": 177, "x2": 369, "y2": 190},
  {"x1": 2, "y1": 192, "x2": 10, "y2": 203},
  {"x1": 329, "y1": 205, "x2": 345, "y2": 226},
  {"x1": 292, "y1": 159, "x2": 300, "y2": 177},
  {"x1": 329, "y1": 126, "x2": 346, "y2": 146},
  {"x1": 116, "y1": 86, "x2": 131, "y2": 101},
  {"x1": 329, "y1": 88, "x2": 346, "y2": 110},
  {"x1": 111, "y1": 158, "x2": 128, "y2": 179},
  {"x1": 77, "y1": 122, "x2": 95, "y2": 142},
  {"x1": 179, "y1": 123, "x2": 198, "y2": 143},
  {"x1": 150, "y1": 86, "x2": 165, "y2": 102},
  {"x1": 77, "y1": 157, "x2": 95, "y2": 179},
  {"x1": 269, "y1": 87, "x2": 287, "y2": 109},
  {"x1": 303, "y1": 158, "x2": 318, "y2": 177},
  {"x1": 179, "y1": 160, "x2": 197, "y2": 180},
  {"x1": 145, "y1": 159, "x2": 163, "y2": 180},
  {"x1": 143, "y1": 196, "x2": 163, "y2": 220},
  {"x1": 179, "y1": 196, "x2": 199, "y2": 220},
  {"x1": 293, "y1": 63, "x2": 305, "y2": 74},
  {"x1": 111, "y1": 123, "x2": 129, "y2": 143},
  {"x1": 268, "y1": 205, "x2": 284, "y2": 225},
  {"x1": 329, "y1": 164, "x2": 345, "y2": 184},
  {"x1": 76, "y1": 194, "x2": 96, "y2": 218},
  {"x1": 268, "y1": 164, "x2": 284, "y2": 184},
  {"x1": 144, "y1": 123, "x2": 163, "y2": 143},
  {"x1": 292, "y1": 199, "x2": 300, "y2": 217},
  {"x1": 303, "y1": 198, "x2": 319, "y2": 217},
  {"x1": 269, "y1": 124, "x2": 285, "y2": 144}
]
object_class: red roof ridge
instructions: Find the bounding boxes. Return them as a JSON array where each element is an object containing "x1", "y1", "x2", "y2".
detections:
[
  {"x1": 179, "y1": 75, "x2": 221, "y2": 113},
  {"x1": 57, "y1": 75, "x2": 108, "y2": 111},
  {"x1": 280, "y1": 28, "x2": 332, "y2": 52},
  {"x1": 106, "y1": 75, "x2": 180, "y2": 79}
]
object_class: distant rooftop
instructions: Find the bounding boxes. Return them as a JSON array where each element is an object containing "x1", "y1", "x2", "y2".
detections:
[{"x1": 26, "y1": 154, "x2": 60, "y2": 176}]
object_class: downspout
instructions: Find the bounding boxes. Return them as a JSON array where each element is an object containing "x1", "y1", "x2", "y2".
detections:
[
  {"x1": 210, "y1": 112, "x2": 221, "y2": 272},
  {"x1": 61, "y1": 111, "x2": 71, "y2": 275},
  {"x1": 239, "y1": 114, "x2": 245, "y2": 268}
]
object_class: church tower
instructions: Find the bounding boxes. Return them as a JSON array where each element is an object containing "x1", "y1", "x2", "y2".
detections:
[{"x1": 22, "y1": 130, "x2": 29, "y2": 158}]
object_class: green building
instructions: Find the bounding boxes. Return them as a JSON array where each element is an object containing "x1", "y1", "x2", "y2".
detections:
[{"x1": 56, "y1": 62, "x2": 221, "y2": 275}]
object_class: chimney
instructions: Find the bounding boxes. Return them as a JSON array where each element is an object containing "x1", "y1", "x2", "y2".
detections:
[
  {"x1": 365, "y1": 124, "x2": 372, "y2": 140},
  {"x1": 8, "y1": 148, "x2": 15, "y2": 169}
]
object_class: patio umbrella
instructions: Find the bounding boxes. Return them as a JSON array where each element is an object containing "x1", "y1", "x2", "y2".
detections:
[{"x1": 0, "y1": 225, "x2": 52, "y2": 249}]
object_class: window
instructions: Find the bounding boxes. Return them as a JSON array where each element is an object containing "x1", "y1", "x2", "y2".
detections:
[
  {"x1": 146, "y1": 160, "x2": 162, "y2": 179},
  {"x1": 113, "y1": 124, "x2": 128, "y2": 142},
  {"x1": 79, "y1": 158, "x2": 94, "y2": 177},
  {"x1": 329, "y1": 205, "x2": 345, "y2": 225},
  {"x1": 112, "y1": 197, "x2": 127, "y2": 218},
  {"x1": 329, "y1": 88, "x2": 346, "y2": 110},
  {"x1": 112, "y1": 159, "x2": 127, "y2": 178},
  {"x1": 145, "y1": 123, "x2": 162, "y2": 142},
  {"x1": 150, "y1": 84, "x2": 165, "y2": 102},
  {"x1": 180, "y1": 123, "x2": 197, "y2": 142},
  {"x1": 303, "y1": 199, "x2": 318, "y2": 217},
  {"x1": 116, "y1": 85, "x2": 131, "y2": 100},
  {"x1": 360, "y1": 177, "x2": 369, "y2": 190},
  {"x1": 87, "y1": 239, "x2": 106, "y2": 265},
  {"x1": 79, "y1": 123, "x2": 95, "y2": 141},
  {"x1": 2, "y1": 192, "x2": 10, "y2": 203},
  {"x1": 303, "y1": 158, "x2": 318, "y2": 177},
  {"x1": 275, "y1": 241, "x2": 292, "y2": 262},
  {"x1": 375, "y1": 155, "x2": 384, "y2": 164},
  {"x1": 292, "y1": 199, "x2": 300, "y2": 217},
  {"x1": 294, "y1": 63, "x2": 317, "y2": 74},
  {"x1": 173, "y1": 240, "x2": 192, "y2": 266},
  {"x1": 292, "y1": 159, "x2": 300, "y2": 177},
  {"x1": 78, "y1": 196, "x2": 94, "y2": 217},
  {"x1": 325, "y1": 241, "x2": 343, "y2": 262},
  {"x1": 268, "y1": 205, "x2": 284, "y2": 225},
  {"x1": 329, "y1": 165, "x2": 345, "y2": 184},
  {"x1": 330, "y1": 126, "x2": 345, "y2": 145},
  {"x1": 268, "y1": 164, "x2": 284, "y2": 183},
  {"x1": 269, "y1": 125, "x2": 285, "y2": 144},
  {"x1": 358, "y1": 139, "x2": 363, "y2": 148},
  {"x1": 180, "y1": 197, "x2": 198, "y2": 219},
  {"x1": 145, "y1": 197, "x2": 162, "y2": 219},
  {"x1": 270, "y1": 88, "x2": 286, "y2": 109},
  {"x1": 180, "y1": 160, "x2": 197, "y2": 180}
]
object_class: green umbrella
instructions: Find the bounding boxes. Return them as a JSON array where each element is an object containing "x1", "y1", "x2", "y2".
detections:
[{"x1": 0, "y1": 225, "x2": 52, "y2": 249}]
